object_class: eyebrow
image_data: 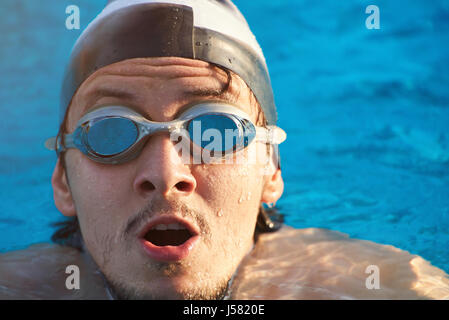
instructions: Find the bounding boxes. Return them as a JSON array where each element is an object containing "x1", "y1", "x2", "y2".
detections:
[
  {"x1": 83, "y1": 83, "x2": 241, "y2": 119},
  {"x1": 171, "y1": 87, "x2": 240, "y2": 118},
  {"x1": 87, "y1": 85, "x2": 236, "y2": 104},
  {"x1": 184, "y1": 87, "x2": 237, "y2": 102},
  {"x1": 85, "y1": 86, "x2": 138, "y2": 107}
]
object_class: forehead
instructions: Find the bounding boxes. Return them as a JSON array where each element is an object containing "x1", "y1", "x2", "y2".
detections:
[{"x1": 66, "y1": 57, "x2": 258, "y2": 129}]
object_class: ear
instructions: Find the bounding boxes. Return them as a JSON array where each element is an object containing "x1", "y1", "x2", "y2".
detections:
[
  {"x1": 261, "y1": 167, "x2": 284, "y2": 205},
  {"x1": 51, "y1": 157, "x2": 76, "y2": 217}
]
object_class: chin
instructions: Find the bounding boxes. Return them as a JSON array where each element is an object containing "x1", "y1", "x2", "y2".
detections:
[{"x1": 107, "y1": 272, "x2": 232, "y2": 300}]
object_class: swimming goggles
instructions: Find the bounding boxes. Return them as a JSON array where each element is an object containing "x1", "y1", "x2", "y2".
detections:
[{"x1": 45, "y1": 101, "x2": 286, "y2": 164}]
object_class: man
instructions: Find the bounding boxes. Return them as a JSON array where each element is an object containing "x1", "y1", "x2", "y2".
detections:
[{"x1": 1, "y1": 0, "x2": 448, "y2": 300}]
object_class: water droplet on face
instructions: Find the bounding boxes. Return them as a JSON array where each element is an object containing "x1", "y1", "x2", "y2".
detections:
[
  {"x1": 247, "y1": 191, "x2": 252, "y2": 201},
  {"x1": 238, "y1": 196, "x2": 244, "y2": 204},
  {"x1": 217, "y1": 209, "x2": 223, "y2": 217},
  {"x1": 238, "y1": 165, "x2": 252, "y2": 177}
]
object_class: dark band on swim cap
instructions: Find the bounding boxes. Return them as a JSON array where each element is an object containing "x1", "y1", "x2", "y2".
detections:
[{"x1": 60, "y1": 3, "x2": 277, "y2": 125}]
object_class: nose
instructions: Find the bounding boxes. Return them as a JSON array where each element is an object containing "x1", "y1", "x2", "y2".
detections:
[{"x1": 133, "y1": 134, "x2": 196, "y2": 198}]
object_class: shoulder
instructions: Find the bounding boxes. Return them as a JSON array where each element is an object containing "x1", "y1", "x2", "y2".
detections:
[
  {"x1": 231, "y1": 226, "x2": 449, "y2": 299},
  {"x1": 0, "y1": 243, "x2": 107, "y2": 299}
]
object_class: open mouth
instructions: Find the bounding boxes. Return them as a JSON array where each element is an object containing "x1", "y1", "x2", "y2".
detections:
[
  {"x1": 144, "y1": 223, "x2": 193, "y2": 246},
  {"x1": 139, "y1": 216, "x2": 200, "y2": 262}
]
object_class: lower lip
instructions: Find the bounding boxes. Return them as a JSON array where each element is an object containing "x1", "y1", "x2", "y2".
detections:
[{"x1": 139, "y1": 235, "x2": 199, "y2": 262}]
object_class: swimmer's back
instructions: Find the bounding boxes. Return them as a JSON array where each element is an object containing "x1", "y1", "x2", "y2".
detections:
[
  {"x1": 0, "y1": 243, "x2": 108, "y2": 299},
  {"x1": 230, "y1": 226, "x2": 449, "y2": 299}
]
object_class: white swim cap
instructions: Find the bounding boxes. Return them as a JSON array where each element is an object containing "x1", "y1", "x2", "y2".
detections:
[{"x1": 60, "y1": 0, "x2": 277, "y2": 124}]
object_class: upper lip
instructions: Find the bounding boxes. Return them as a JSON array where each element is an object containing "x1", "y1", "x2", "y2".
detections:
[{"x1": 137, "y1": 215, "x2": 200, "y2": 240}]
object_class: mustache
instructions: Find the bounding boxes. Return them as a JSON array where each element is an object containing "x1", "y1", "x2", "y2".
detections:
[{"x1": 123, "y1": 198, "x2": 211, "y2": 239}]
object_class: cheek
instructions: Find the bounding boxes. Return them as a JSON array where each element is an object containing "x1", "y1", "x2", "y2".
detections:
[
  {"x1": 195, "y1": 164, "x2": 264, "y2": 245},
  {"x1": 68, "y1": 154, "x2": 130, "y2": 208},
  {"x1": 65, "y1": 153, "x2": 134, "y2": 249}
]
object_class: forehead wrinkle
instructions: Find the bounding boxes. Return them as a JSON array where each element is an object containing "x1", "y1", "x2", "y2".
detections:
[
  {"x1": 80, "y1": 85, "x2": 139, "y2": 112},
  {"x1": 74, "y1": 61, "x2": 226, "y2": 104},
  {"x1": 121, "y1": 57, "x2": 211, "y2": 68},
  {"x1": 77, "y1": 62, "x2": 229, "y2": 104},
  {"x1": 92, "y1": 62, "x2": 226, "y2": 81},
  {"x1": 81, "y1": 72, "x2": 231, "y2": 105}
]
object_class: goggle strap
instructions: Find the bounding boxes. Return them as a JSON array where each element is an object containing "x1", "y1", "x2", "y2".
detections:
[
  {"x1": 44, "y1": 137, "x2": 57, "y2": 151},
  {"x1": 44, "y1": 135, "x2": 69, "y2": 156},
  {"x1": 63, "y1": 134, "x2": 76, "y2": 150},
  {"x1": 55, "y1": 133, "x2": 75, "y2": 155},
  {"x1": 255, "y1": 126, "x2": 287, "y2": 145}
]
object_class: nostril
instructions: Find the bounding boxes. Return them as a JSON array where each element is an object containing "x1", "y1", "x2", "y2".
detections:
[
  {"x1": 175, "y1": 181, "x2": 193, "y2": 192},
  {"x1": 141, "y1": 181, "x2": 155, "y2": 192}
]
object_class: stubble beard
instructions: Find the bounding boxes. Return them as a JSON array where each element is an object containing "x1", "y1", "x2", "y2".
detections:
[{"x1": 103, "y1": 267, "x2": 232, "y2": 300}]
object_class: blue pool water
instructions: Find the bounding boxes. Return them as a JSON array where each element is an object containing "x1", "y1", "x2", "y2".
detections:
[{"x1": 0, "y1": 0, "x2": 448, "y2": 274}]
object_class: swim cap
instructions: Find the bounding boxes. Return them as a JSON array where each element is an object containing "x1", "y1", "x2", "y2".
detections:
[{"x1": 60, "y1": 0, "x2": 277, "y2": 125}]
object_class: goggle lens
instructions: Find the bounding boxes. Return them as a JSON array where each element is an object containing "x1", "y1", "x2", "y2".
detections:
[
  {"x1": 87, "y1": 117, "x2": 138, "y2": 156},
  {"x1": 187, "y1": 114, "x2": 239, "y2": 153}
]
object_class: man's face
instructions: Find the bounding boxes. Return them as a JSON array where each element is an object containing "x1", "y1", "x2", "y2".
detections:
[{"x1": 60, "y1": 57, "x2": 278, "y2": 299}]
